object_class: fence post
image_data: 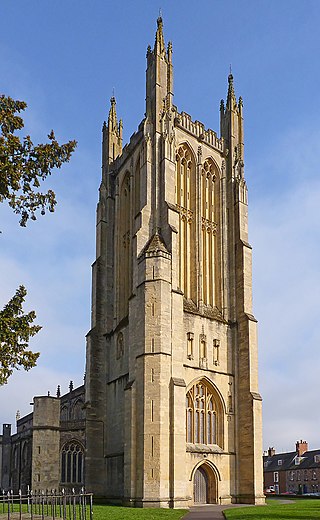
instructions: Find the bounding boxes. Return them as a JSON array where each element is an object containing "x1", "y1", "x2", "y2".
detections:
[
  {"x1": 19, "y1": 489, "x2": 22, "y2": 520},
  {"x1": 62, "y1": 489, "x2": 66, "y2": 520},
  {"x1": 89, "y1": 494, "x2": 93, "y2": 520},
  {"x1": 30, "y1": 490, "x2": 33, "y2": 520},
  {"x1": 7, "y1": 491, "x2": 9, "y2": 520},
  {"x1": 52, "y1": 489, "x2": 55, "y2": 520},
  {"x1": 41, "y1": 490, "x2": 44, "y2": 520}
]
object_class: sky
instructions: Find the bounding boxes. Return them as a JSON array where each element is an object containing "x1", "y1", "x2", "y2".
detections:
[{"x1": 1, "y1": 0, "x2": 320, "y2": 454}]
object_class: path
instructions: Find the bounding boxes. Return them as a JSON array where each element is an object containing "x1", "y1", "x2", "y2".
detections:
[{"x1": 183, "y1": 503, "x2": 253, "y2": 520}]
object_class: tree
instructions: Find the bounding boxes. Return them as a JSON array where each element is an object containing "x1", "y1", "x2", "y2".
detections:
[
  {"x1": 0, "y1": 286, "x2": 41, "y2": 385},
  {"x1": 0, "y1": 95, "x2": 77, "y2": 226},
  {"x1": 0, "y1": 95, "x2": 77, "y2": 383}
]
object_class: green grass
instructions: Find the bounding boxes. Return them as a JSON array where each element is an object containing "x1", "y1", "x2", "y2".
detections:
[
  {"x1": 93, "y1": 504, "x2": 187, "y2": 520},
  {"x1": 0, "y1": 503, "x2": 187, "y2": 520},
  {"x1": 224, "y1": 498, "x2": 320, "y2": 519}
]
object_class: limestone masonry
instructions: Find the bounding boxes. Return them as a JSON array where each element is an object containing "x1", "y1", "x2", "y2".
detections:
[{"x1": 85, "y1": 17, "x2": 265, "y2": 507}]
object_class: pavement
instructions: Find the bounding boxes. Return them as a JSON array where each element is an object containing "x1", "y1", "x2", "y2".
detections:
[{"x1": 183, "y1": 503, "x2": 253, "y2": 520}]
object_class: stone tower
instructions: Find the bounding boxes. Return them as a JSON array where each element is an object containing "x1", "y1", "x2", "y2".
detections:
[{"x1": 85, "y1": 18, "x2": 264, "y2": 507}]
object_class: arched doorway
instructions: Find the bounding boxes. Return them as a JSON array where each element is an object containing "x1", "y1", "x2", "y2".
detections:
[{"x1": 193, "y1": 464, "x2": 217, "y2": 504}]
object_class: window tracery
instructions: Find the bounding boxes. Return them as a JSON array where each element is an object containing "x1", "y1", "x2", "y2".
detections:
[
  {"x1": 201, "y1": 158, "x2": 219, "y2": 307},
  {"x1": 72, "y1": 399, "x2": 85, "y2": 420},
  {"x1": 134, "y1": 159, "x2": 141, "y2": 215},
  {"x1": 119, "y1": 172, "x2": 131, "y2": 319},
  {"x1": 60, "y1": 406, "x2": 68, "y2": 421},
  {"x1": 61, "y1": 441, "x2": 84, "y2": 484},
  {"x1": 186, "y1": 380, "x2": 222, "y2": 446},
  {"x1": 175, "y1": 144, "x2": 196, "y2": 301}
]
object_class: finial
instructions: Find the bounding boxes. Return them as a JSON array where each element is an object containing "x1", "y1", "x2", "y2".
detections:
[
  {"x1": 229, "y1": 64, "x2": 232, "y2": 75},
  {"x1": 227, "y1": 69, "x2": 236, "y2": 108},
  {"x1": 16, "y1": 410, "x2": 21, "y2": 422},
  {"x1": 155, "y1": 13, "x2": 165, "y2": 55},
  {"x1": 47, "y1": 390, "x2": 50, "y2": 396},
  {"x1": 108, "y1": 95, "x2": 118, "y2": 131},
  {"x1": 56, "y1": 385, "x2": 61, "y2": 398},
  {"x1": 69, "y1": 380, "x2": 74, "y2": 392}
]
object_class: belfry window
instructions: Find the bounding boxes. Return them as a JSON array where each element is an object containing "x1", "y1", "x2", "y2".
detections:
[
  {"x1": 201, "y1": 158, "x2": 219, "y2": 307},
  {"x1": 186, "y1": 380, "x2": 222, "y2": 446},
  {"x1": 175, "y1": 144, "x2": 196, "y2": 301},
  {"x1": 61, "y1": 441, "x2": 84, "y2": 484}
]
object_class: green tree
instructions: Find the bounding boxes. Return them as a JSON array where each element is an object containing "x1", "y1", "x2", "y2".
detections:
[
  {"x1": 0, "y1": 95, "x2": 76, "y2": 226},
  {"x1": 0, "y1": 95, "x2": 77, "y2": 383},
  {"x1": 0, "y1": 286, "x2": 41, "y2": 385}
]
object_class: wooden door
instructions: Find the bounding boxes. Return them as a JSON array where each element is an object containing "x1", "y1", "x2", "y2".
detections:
[{"x1": 194, "y1": 466, "x2": 208, "y2": 504}]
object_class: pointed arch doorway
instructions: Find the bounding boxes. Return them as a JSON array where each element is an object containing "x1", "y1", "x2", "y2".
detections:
[{"x1": 193, "y1": 464, "x2": 217, "y2": 504}]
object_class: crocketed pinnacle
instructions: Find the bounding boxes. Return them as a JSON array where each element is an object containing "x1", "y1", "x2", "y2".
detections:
[
  {"x1": 227, "y1": 73, "x2": 236, "y2": 109},
  {"x1": 108, "y1": 96, "x2": 118, "y2": 131},
  {"x1": 154, "y1": 16, "x2": 165, "y2": 56}
]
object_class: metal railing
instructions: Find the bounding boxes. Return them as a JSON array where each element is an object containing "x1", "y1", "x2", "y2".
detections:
[{"x1": 0, "y1": 489, "x2": 93, "y2": 520}]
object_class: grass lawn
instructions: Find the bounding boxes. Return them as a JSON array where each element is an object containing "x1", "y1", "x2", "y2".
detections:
[
  {"x1": 93, "y1": 504, "x2": 187, "y2": 520},
  {"x1": 0, "y1": 503, "x2": 187, "y2": 520},
  {"x1": 224, "y1": 499, "x2": 320, "y2": 519}
]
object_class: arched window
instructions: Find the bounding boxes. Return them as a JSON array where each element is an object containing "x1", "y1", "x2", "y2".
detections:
[
  {"x1": 201, "y1": 158, "x2": 220, "y2": 307},
  {"x1": 186, "y1": 380, "x2": 223, "y2": 446},
  {"x1": 175, "y1": 144, "x2": 196, "y2": 301},
  {"x1": 60, "y1": 406, "x2": 68, "y2": 421},
  {"x1": 61, "y1": 441, "x2": 84, "y2": 484},
  {"x1": 72, "y1": 400, "x2": 84, "y2": 420},
  {"x1": 134, "y1": 158, "x2": 140, "y2": 216},
  {"x1": 119, "y1": 172, "x2": 131, "y2": 319}
]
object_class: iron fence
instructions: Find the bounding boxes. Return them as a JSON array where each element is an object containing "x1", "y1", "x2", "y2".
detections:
[{"x1": 0, "y1": 489, "x2": 93, "y2": 520}]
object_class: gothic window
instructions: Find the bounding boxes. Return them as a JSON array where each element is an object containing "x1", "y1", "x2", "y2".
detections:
[
  {"x1": 22, "y1": 442, "x2": 29, "y2": 468},
  {"x1": 134, "y1": 158, "x2": 141, "y2": 216},
  {"x1": 186, "y1": 380, "x2": 223, "y2": 446},
  {"x1": 72, "y1": 400, "x2": 84, "y2": 420},
  {"x1": 60, "y1": 406, "x2": 68, "y2": 421},
  {"x1": 201, "y1": 158, "x2": 220, "y2": 307},
  {"x1": 119, "y1": 172, "x2": 132, "y2": 320},
  {"x1": 175, "y1": 144, "x2": 196, "y2": 301},
  {"x1": 61, "y1": 441, "x2": 84, "y2": 484}
]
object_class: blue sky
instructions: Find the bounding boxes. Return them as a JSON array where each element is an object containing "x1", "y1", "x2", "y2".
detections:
[{"x1": 1, "y1": 0, "x2": 320, "y2": 454}]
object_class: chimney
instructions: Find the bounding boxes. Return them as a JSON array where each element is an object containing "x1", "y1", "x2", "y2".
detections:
[
  {"x1": 268, "y1": 447, "x2": 276, "y2": 457},
  {"x1": 296, "y1": 440, "x2": 308, "y2": 457}
]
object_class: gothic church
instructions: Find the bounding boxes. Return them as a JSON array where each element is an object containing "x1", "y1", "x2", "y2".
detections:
[{"x1": 85, "y1": 17, "x2": 264, "y2": 507}]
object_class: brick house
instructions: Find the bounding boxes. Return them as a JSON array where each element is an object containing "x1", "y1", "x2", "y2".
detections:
[{"x1": 264, "y1": 441, "x2": 320, "y2": 495}]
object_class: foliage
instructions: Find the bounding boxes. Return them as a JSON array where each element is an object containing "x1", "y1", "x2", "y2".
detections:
[
  {"x1": 0, "y1": 285, "x2": 41, "y2": 385},
  {"x1": 224, "y1": 498, "x2": 320, "y2": 519},
  {"x1": 0, "y1": 95, "x2": 77, "y2": 226},
  {"x1": 92, "y1": 505, "x2": 187, "y2": 520},
  {"x1": 0, "y1": 94, "x2": 76, "y2": 383}
]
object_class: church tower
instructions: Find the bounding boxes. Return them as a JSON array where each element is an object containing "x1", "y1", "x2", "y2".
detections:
[{"x1": 85, "y1": 18, "x2": 265, "y2": 507}]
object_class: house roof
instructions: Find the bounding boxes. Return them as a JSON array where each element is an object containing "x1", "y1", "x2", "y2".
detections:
[
  {"x1": 264, "y1": 449, "x2": 320, "y2": 472},
  {"x1": 263, "y1": 451, "x2": 296, "y2": 472}
]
